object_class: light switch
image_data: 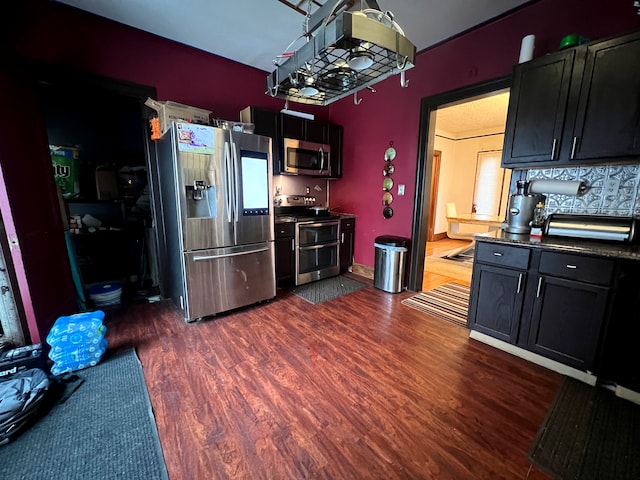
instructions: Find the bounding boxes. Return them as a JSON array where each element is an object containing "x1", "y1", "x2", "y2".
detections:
[{"x1": 398, "y1": 184, "x2": 405, "y2": 196}]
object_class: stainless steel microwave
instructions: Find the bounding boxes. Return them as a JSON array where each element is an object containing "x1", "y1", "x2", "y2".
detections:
[{"x1": 283, "y1": 138, "x2": 331, "y2": 176}]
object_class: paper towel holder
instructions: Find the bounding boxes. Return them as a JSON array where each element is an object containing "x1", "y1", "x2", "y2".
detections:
[
  {"x1": 577, "y1": 181, "x2": 588, "y2": 194},
  {"x1": 527, "y1": 179, "x2": 588, "y2": 195}
]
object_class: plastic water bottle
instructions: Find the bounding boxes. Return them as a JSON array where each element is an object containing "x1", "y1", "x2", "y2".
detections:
[{"x1": 46, "y1": 310, "x2": 108, "y2": 375}]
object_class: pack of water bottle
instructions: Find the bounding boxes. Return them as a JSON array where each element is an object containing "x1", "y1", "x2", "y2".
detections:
[{"x1": 46, "y1": 310, "x2": 108, "y2": 376}]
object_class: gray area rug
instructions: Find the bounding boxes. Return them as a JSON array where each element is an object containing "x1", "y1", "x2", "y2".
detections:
[
  {"x1": 528, "y1": 377, "x2": 640, "y2": 480},
  {"x1": 292, "y1": 275, "x2": 367, "y2": 304},
  {"x1": 0, "y1": 348, "x2": 168, "y2": 480}
]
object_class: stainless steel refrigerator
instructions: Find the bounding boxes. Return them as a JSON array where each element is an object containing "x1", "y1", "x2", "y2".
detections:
[{"x1": 153, "y1": 122, "x2": 275, "y2": 322}]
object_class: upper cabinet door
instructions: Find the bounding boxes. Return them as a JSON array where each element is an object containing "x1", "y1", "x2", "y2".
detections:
[
  {"x1": 326, "y1": 123, "x2": 343, "y2": 179},
  {"x1": 502, "y1": 49, "x2": 576, "y2": 167},
  {"x1": 502, "y1": 29, "x2": 640, "y2": 169},
  {"x1": 280, "y1": 114, "x2": 306, "y2": 139},
  {"x1": 568, "y1": 31, "x2": 640, "y2": 162}
]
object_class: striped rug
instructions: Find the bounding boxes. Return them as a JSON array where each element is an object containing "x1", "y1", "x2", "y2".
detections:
[{"x1": 401, "y1": 282, "x2": 470, "y2": 327}]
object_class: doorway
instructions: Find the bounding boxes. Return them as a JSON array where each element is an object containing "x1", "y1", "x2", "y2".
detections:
[
  {"x1": 409, "y1": 77, "x2": 512, "y2": 292},
  {"x1": 34, "y1": 65, "x2": 160, "y2": 305}
]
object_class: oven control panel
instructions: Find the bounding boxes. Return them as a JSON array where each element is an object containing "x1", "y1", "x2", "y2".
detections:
[{"x1": 275, "y1": 195, "x2": 318, "y2": 207}]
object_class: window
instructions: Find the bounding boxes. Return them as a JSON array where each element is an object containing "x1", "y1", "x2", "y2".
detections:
[{"x1": 472, "y1": 150, "x2": 510, "y2": 216}]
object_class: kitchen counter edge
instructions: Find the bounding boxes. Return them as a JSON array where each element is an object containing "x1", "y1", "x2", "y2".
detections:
[{"x1": 475, "y1": 230, "x2": 640, "y2": 261}]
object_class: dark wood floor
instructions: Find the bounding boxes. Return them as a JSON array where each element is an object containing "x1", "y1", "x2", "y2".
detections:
[{"x1": 104, "y1": 265, "x2": 561, "y2": 479}]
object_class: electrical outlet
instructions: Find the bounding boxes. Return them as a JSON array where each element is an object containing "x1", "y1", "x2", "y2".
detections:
[
  {"x1": 398, "y1": 184, "x2": 405, "y2": 196},
  {"x1": 604, "y1": 178, "x2": 620, "y2": 196}
]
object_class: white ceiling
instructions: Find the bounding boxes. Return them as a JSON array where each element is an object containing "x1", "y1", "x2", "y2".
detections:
[
  {"x1": 436, "y1": 92, "x2": 511, "y2": 135},
  {"x1": 53, "y1": 0, "x2": 522, "y2": 132},
  {"x1": 54, "y1": 0, "x2": 533, "y2": 73}
]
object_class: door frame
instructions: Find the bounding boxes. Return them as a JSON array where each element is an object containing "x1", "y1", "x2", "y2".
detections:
[
  {"x1": 427, "y1": 150, "x2": 441, "y2": 242},
  {"x1": 1, "y1": 59, "x2": 158, "y2": 343},
  {"x1": 408, "y1": 76, "x2": 511, "y2": 292}
]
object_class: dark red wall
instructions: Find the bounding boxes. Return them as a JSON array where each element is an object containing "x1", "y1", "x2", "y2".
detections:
[
  {"x1": 328, "y1": 0, "x2": 640, "y2": 266},
  {"x1": 7, "y1": 0, "x2": 640, "y2": 271}
]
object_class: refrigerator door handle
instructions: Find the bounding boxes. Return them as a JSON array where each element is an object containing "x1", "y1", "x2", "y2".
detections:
[
  {"x1": 193, "y1": 246, "x2": 270, "y2": 261},
  {"x1": 231, "y1": 135, "x2": 240, "y2": 223},
  {"x1": 224, "y1": 141, "x2": 232, "y2": 222}
]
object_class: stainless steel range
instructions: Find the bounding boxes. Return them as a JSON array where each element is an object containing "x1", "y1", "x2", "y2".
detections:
[{"x1": 275, "y1": 195, "x2": 341, "y2": 286}]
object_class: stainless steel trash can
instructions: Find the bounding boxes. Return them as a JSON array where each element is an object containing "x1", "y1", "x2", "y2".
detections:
[{"x1": 374, "y1": 236, "x2": 410, "y2": 293}]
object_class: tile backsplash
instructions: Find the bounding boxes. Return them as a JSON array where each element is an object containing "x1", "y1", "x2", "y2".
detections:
[{"x1": 526, "y1": 164, "x2": 640, "y2": 217}]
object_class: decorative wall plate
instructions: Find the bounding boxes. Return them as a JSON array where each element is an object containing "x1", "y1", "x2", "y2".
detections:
[
  {"x1": 382, "y1": 192, "x2": 393, "y2": 205},
  {"x1": 383, "y1": 163, "x2": 395, "y2": 176},
  {"x1": 383, "y1": 206, "x2": 393, "y2": 218},
  {"x1": 383, "y1": 177, "x2": 393, "y2": 191},
  {"x1": 384, "y1": 147, "x2": 396, "y2": 161}
]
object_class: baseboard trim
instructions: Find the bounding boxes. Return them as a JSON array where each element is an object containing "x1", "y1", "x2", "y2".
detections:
[
  {"x1": 615, "y1": 385, "x2": 640, "y2": 406},
  {"x1": 468, "y1": 330, "x2": 598, "y2": 386},
  {"x1": 351, "y1": 263, "x2": 373, "y2": 280}
]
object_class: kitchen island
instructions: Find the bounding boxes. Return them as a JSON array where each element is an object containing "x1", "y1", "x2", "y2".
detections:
[{"x1": 468, "y1": 229, "x2": 640, "y2": 404}]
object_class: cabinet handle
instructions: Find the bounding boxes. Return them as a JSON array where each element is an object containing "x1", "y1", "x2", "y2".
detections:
[
  {"x1": 571, "y1": 137, "x2": 578, "y2": 159},
  {"x1": 517, "y1": 273, "x2": 523, "y2": 294},
  {"x1": 291, "y1": 238, "x2": 295, "y2": 251},
  {"x1": 341, "y1": 232, "x2": 345, "y2": 243},
  {"x1": 493, "y1": 252, "x2": 503, "y2": 256},
  {"x1": 566, "y1": 264, "x2": 577, "y2": 269},
  {"x1": 536, "y1": 277, "x2": 543, "y2": 298},
  {"x1": 551, "y1": 138, "x2": 557, "y2": 160}
]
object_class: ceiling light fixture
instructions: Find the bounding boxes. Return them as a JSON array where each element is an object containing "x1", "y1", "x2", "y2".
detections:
[{"x1": 266, "y1": 0, "x2": 416, "y2": 106}]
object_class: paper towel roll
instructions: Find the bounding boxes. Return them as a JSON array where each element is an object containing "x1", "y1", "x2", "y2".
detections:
[
  {"x1": 519, "y1": 34, "x2": 535, "y2": 63},
  {"x1": 528, "y1": 180, "x2": 585, "y2": 195}
]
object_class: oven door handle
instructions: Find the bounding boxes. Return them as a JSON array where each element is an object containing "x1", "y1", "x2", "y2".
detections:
[
  {"x1": 297, "y1": 221, "x2": 340, "y2": 228},
  {"x1": 298, "y1": 242, "x2": 339, "y2": 251}
]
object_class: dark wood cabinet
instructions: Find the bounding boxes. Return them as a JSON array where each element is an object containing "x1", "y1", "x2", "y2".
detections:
[
  {"x1": 501, "y1": 50, "x2": 576, "y2": 166},
  {"x1": 280, "y1": 113, "x2": 326, "y2": 144},
  {"x1": 568, "y1": 31, "x2": 640, "y2": 163},
  {"x1": 339, "y1": 217, "x2": 355, "y2": 272},
  {"x1": 326, "y1": 123, "x2": 343, "y2": 179},
  {"x1": 306, "y1": 120, "x2": 326, "y2": 144},
  {"x1": 240, "y1": 106, "x2": 281, "y2": 172},
  {"x1": 469, "y1": 240, "x2": 618, "y2": 373},
  {"x1": 468, "y1": 242, "x2": 529, "y2": 343},
  {"x1": 598, "y1": 260, "x2": 640, "y2": 391},
  {"x1": 528, "y1": 275, "x2": 609, "y2": 371},
  {"x1": 280, "y1": 113, "x2": 306, "y2": 140},
  {"x1": 241, "y1": 106, "x2": 343, "y2": 178},
  {"x1": 502, "y1": 29, "x2": 640, "y2": 168},
  {"x1": 274, "y1": 222, "x2": 295, "y2": 284},
  {"x1": 527, "y1": 251, "x2": 614, "y2": 371}
]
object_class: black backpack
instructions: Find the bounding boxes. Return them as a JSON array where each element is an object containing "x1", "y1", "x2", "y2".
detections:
[{"x1": 0, "y1": 368, "x2": 56, "y2": 445}]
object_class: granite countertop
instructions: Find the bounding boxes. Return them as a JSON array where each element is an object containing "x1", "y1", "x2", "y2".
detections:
[{"x1": 475, "y1": 230, "x2": 640, "y2": 261}]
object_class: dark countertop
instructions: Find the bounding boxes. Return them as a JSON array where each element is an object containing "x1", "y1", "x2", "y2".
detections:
[{"x1": 475, "y1": 230, "x2": 640, "y2": 261}]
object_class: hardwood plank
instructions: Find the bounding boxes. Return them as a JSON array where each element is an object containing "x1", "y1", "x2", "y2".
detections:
[
  {"x1": 423, "y1": 238, "x2": 474, "y2": 290},
  {"x1": 103, "y1": 270, "x2": 559, "y2": 479}
]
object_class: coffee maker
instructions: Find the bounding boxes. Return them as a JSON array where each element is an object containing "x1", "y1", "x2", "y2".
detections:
[{"x1": 505, "y1": 180, "x2": 546, "y2": 234}]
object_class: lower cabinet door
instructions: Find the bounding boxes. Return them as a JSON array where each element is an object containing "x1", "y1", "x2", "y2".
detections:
[
  {"x1": 527, "y1": 275, "x2": 609, "y2": 371},
  {"x1": 275, "y1": 235, "x2": 294, "y2": 282},
  {"x1": 468, "y1": 264, "x2": 526, "y2": 343}
]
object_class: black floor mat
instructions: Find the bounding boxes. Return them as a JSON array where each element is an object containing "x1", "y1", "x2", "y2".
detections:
[
  {"x1": 291, "y1": 275, "x2": 367, "y2": 304},
  {"x1": 528, "y1": 377, "x2": 640, "y2": 480}
]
